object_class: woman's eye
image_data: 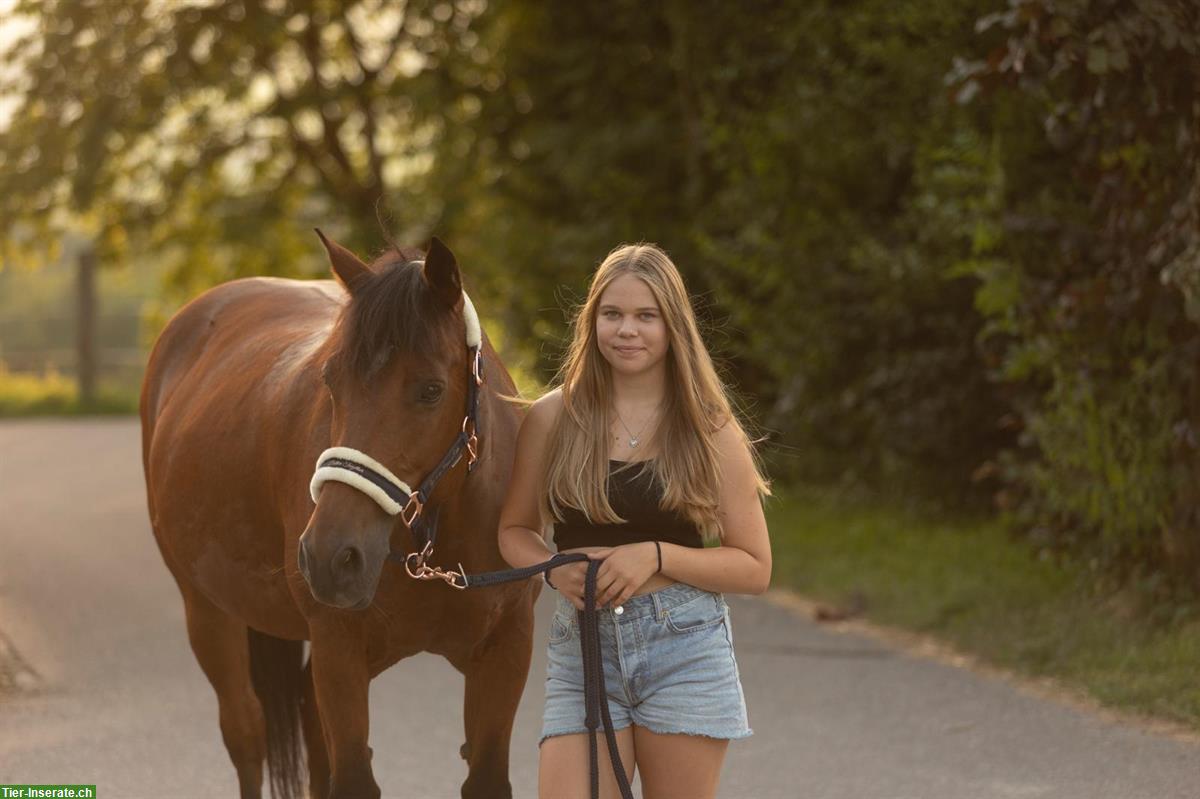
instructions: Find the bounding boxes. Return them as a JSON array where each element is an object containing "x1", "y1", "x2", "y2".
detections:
[
  {"x1": 639, "y1": 313, "x2": 656, "y2": 321},
  {"x1": 419, "y1": 382, "x2": 444, "y2": 403}
]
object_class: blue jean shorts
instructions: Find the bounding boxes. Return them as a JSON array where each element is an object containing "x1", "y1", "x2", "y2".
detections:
[{"x1": 539, "y1": 581, "x2": 753, "y2": 746}]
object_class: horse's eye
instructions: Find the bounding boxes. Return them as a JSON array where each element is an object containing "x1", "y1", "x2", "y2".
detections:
[{"x1": 419, "y1": 382, "x2": 444, "y2": 404}]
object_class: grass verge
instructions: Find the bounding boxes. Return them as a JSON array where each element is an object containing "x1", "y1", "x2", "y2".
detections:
[
  {"x1": 767, "y1": 485, "x2": 1200, "y2": 732},
  {"x1": 0, "y1": 366, "x2": 138, "y2": 416}
]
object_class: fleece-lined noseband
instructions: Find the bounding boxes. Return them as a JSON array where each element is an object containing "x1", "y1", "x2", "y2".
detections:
[{"x1": 308, "y1": 289, "x2": 483, "y2": 576}]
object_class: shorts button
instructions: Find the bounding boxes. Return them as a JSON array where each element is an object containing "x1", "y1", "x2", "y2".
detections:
[{"x1": 614, "y1": 605, "x2": 624, "y2": 616}]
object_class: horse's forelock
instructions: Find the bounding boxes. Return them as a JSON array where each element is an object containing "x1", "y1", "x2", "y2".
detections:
[{"x1": 332, "y1": 249, "x2": 457, "y2": 380}]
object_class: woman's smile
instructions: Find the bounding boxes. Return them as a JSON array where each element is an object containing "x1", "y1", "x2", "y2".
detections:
[{"x1": 595, "y1": 273, "x2": 669, "y2": 374}]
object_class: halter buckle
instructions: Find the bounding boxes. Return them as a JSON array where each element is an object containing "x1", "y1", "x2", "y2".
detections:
[
  {"x1": 400, "y1": 493, "x2": 424, "y2": 527},
  {"x1": 471, "y1": 349, "x2": 484, "y2": 387}
]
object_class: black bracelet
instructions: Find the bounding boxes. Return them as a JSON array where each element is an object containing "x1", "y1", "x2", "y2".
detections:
[{"x1": 654, "y1": 540, "x2": 662, "y2": 574}]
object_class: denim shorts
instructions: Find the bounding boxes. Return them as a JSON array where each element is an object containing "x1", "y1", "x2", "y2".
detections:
[{"x1": 539, "y1": 581, "x2": 753, "y2": 746}]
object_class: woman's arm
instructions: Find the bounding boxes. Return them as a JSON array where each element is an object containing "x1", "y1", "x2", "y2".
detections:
[
  {"x1": 593, "y1": 422, "x2": 771, "y2": 606},
  {"x1": 497, "y1": 390, "x2": 595, "y2": 609},
  {"x1": 496, "y1": 391, "x2": 559, "y2": 570},
  {"x1": 661, "y1": 422, "x2": 772, "y2": 594}
]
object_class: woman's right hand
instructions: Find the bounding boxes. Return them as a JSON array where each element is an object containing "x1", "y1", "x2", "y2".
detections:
[{"x1": 547, "y1": 560, "x2": 593, "y2": 611}]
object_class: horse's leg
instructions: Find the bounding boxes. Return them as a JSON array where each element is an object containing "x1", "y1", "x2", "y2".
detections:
[
  {"x1": 309, "y1": 620, "x2": 379, "y2": 799},
  {"x1": 302, "y1": 659, "x2": 333, "y2": 799},
  {"x1": 453, "y1": 599, "x2": 535, "y2": 799},
  {"x1": 182, "y1": 588, "x2": 267, "y2": 799}
]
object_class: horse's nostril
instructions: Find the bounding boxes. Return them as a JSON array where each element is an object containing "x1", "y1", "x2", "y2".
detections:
[{"x1": 336, "y1": 545, "x2": 363, "y2": 575}]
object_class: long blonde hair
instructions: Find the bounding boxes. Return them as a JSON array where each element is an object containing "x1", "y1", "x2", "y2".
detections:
[{"x1": 540, "y1": 243, "x2": 770, "y2": 543}]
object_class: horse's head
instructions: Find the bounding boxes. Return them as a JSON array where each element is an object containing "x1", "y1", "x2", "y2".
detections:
[{"x1": 298, "y1": 231, "x2": 480, "y2": 609}]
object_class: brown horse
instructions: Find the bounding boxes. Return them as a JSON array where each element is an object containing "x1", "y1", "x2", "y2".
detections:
[{"x1": 140, "y1": 234, "x2": 535, "y2": 799}]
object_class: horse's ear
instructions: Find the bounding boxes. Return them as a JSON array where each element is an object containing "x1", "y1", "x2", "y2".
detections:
[
  {"x1": 423, "y1": 236, "x2": 463, "y2": 308},
  {"x1": 315, "y1": 228, "x2": 372, "y2": 292}
]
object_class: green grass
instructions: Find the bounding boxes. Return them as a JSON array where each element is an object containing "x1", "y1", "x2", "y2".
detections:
[
  {"x1": 767, "y1": 485, "x2": 1200, "y2": 731},
  {"x1": 0, "y1": 365, "x2": 138, "y2": 416}
]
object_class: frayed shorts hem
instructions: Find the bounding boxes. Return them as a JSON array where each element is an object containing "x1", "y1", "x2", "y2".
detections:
[{"x1": 538, "y1": 723, "x2": 753, "y2": 748}]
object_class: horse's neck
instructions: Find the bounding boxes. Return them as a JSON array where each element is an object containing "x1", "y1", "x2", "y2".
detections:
[{"x1": 442, "y1": 360, "x2": 520, "y2": 563}]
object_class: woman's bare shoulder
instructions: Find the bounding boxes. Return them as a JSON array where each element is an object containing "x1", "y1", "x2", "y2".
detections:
[
  {"x1": 528, "y1": 387, "x2": 563, "y2": 419},
  {"x1": 521, "y1": 387, "x2": 564, "y2": 436},
  {"x1": 713, "y1": 416, "x2": 754, "y2": 469}
]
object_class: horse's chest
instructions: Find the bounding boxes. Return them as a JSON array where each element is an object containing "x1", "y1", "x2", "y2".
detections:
[
  {"x1": 181, "y1": 536, "x2": 305, "y2": 635},
  {"x1": 365, "y1": 584, "x2": 506, "y2": 665}
]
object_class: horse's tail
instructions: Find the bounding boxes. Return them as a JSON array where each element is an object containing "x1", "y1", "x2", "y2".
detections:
[{"x1": 247, "y1": 628, "x2": 306, "y2": 799}]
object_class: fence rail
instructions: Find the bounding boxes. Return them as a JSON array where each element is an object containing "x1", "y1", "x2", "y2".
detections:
[{"x1": 0, "y1": 348, "x2": 145, "y2": 376}]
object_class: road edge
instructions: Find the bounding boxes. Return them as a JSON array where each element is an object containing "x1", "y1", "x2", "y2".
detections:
[{"x1": 761, "y1": 587, "x2": 1200, "y2": 746}]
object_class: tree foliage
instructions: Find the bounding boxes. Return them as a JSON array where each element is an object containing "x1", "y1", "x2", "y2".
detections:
[
  {"x1": 0, "y1": 0, "x2": 483, "y2": 296},
  {"x1": 436, "y1": 0, "x2": 1012, "y2": 503},
  {"x1": 949, "y1": 0, "x2": 1200, "y2": 586}
]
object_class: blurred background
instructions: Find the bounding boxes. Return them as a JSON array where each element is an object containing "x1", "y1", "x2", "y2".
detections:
[{"x1": 1, "y1": 0, "x2": 1198, "y2": 731}]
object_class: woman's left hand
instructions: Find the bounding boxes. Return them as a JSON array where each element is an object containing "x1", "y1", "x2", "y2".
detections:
[{"x1": 588, "y1": 542, "x2": 659, "y2": 608}]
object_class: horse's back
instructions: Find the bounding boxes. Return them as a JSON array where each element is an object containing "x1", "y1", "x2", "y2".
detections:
[{"x1": 141, "y1": 277, "x2": 343, "y2": 432}]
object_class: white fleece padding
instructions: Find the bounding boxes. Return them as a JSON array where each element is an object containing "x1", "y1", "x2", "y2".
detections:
[
  {"x1": 309, "y1": 446, "x2": 414, "y2": 515},
  {"x1": 310, "y1": 467, "x2": 403, "y2": 515},
  {"x1": 462, "y1": 291, "x2": 482, "y2": 348}
]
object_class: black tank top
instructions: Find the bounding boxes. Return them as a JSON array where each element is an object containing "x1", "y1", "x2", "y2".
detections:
[{"x1": 552, "y1": 459, "x2": 705, "y2": 551}]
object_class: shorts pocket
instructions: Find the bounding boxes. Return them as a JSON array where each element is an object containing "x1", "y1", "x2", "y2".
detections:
[
  {"x1": 548, "y1": 611, "x2": 574, "y2": 644},
  {"x1": 664, "y1": 593, "x2": 726, "y2": 634}
]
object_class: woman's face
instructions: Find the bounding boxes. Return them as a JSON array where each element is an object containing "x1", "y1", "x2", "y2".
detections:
[{"x1": 594, "y1": 273, "x2": 669, "y2": 378}]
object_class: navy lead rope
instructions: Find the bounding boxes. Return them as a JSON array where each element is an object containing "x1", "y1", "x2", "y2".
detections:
[
  {"x1": 451, "y1": 553, "x2": 635, "y2": 799},
  {"x1": 581, "y1": 559, "x2": 635, "y2": 799}
]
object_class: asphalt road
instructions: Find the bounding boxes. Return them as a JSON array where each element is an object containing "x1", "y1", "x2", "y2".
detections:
[{"x1": 1, "y1": 418, "x2": 1198, "y2": 798}]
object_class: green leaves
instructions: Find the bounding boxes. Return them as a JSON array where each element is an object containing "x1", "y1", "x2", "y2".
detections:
[
  {"x1": 959, "y1": 0, "x2": 1200, "y2": 587},
  {"x1": 0, "y1": 0, "x2": 485, "y2": 281}
]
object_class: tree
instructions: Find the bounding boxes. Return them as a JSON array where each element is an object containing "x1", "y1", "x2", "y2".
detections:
[
  {"x1": 0, "y1": 0, "x2": 487, "y2": 298},
  {"x1": 952, "y1": 0, "x2": 1200, "y2": 587},
  {"x1": 434, "y1": 0, "x2": 1011, "y2": 504}
]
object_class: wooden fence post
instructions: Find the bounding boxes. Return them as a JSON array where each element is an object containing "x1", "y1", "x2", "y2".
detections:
[{"x1": 77, "y1": 244, "x2": 97, "y2": 405}]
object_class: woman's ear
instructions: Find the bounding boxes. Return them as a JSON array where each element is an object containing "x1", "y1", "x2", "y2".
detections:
[{"x1": 315, "y1": 228, "x2": 372, "y2": 292}]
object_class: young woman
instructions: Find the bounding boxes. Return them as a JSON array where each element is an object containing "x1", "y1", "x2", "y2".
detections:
[{"x1": 497, "y1": 243, "x2": 772, "y2": 799}]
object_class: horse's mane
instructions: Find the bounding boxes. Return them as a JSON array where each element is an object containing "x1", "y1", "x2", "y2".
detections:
[{"x1": 336, "y1": 246, "x2": 456, "y2": 380}]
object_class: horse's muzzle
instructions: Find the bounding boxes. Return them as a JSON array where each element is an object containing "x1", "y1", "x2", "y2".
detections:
[{"x1": 298, "y1": 528, "x2": 385, "y2": 609}]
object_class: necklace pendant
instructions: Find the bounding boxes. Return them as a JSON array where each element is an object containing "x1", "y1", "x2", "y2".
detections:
[{"x1": 629, "y1": 438, "x2": 639, "y2": 447}]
